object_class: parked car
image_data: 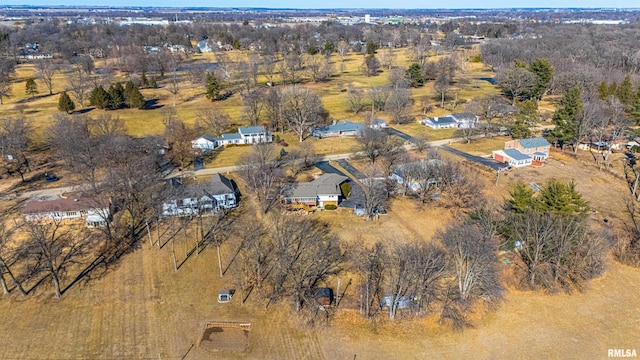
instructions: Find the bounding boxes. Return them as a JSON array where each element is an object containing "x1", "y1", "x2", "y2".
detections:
[{"x1": 44, "y1": 173, "x2": 59, "y2": 182}]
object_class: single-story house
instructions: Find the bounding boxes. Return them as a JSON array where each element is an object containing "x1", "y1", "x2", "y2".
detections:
[
  {"x1": 369, "y1": 118, "x2": 387, "y2": 130},
  {"x1": 24, "y1": 193, "x2": 110, "y2": 227},
  {"x1": 281, "y1": 173, "x2": 349, "y2": 209},
  {"x1": 192, "y1": 126, "x2": 273, "y2": 149},
  {"x1": 311, "y1": 121, "x2": 364, "y2": 138},
  {"x1": 162, "y1": 173, "x2": 238, "y2": 217},
  {"x1": 419, "y1": 112, "x2": 479, "y2": 129},
  {"x1": 492, "y1": 137, "x2": 551, "y2": 168},
  {"x1": 191, "y1": 134, "x2": 218, "y2": 150},
  {"x1": 390, "y1": 159, "x2": 444, "y2": 191}
]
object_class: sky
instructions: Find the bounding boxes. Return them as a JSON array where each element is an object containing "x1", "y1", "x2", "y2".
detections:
[{"x1": 3, "y1": 0, "x2": 640, "y2": 9}]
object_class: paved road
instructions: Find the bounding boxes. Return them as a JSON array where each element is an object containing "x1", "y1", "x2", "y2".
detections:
[
  {"x1": 336, "y1": 159, "x2": 366, "y2": 180},
  {"x1": 314, "y1": 161, "x2": 365, "y2": 209},
  {"x1": 387, "y1": 127, "x2": 418, "y2": 144},
  {"x1": 440, "y1": 145, "x2": 509, "y2": 171}
]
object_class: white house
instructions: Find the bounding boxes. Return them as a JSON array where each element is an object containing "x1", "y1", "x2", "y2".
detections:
[
  {"x1": 197, "y1": 38, "x2": 213, "y2": 53},
  {"x1": 24, "y1": 194, "x2": 110, "y2": 227},
  {"x1": 390, "y1": 159, "x2": 444, "y2": 191},
  {"x1": 420, "y1": 112, "x2": 479, "y2": 129},
  {"x1": 191, "y1": 134, "x2": 218, "y2": 150},
  {"x1": 369, "y1": 118, "x2": 388, "y2": 130},
  {"x1": 492, "y1": 137, "x2": 551, "y2": 168},
  {"x1": 192, "y1": 126, "x2": 273, "y2": 150},
  {"x1": 162, "y1": 174, "x2": 238, "y2": 217},
  {"x1": 281, "y1": 173, "x2": 349, "y2": 209}
]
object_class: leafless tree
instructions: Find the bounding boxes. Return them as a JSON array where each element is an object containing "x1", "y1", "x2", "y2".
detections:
[
  {"x1": 23, "y1": 220, "x2": 92, "y2": 298},
  {"x1": 280, "y1": 52, "x2": 304, "y2": 84},
  {"x1": 336, "y1": 40, "x2": 350, "y2": 73},
  {"x1": 385, "y1": 85, "x2": 413, "y2": 124},
  {"x1": 352, "y1": 241, "x2": 385, "y2": 318},
  {"x1": 440, "y1": 220, "x2": 503, "y2": 304},
  {"x1": 368, "y1": 86, "x2": 390, "y2": 112},
  {"x1": 214, "y1": 50, "x2": 234, "y2": 83},
  {"x1": 0, "y1": 58, "x2": 15, "y2": 104},
  {"x1": 378, "y1": 47, "x2": 397, "y2": 70},
  {"x1": 346, "y1": 84, "x2": 366, "y2": 115},
  {"x1": 262, "y1": 54, "x2": 278, "y2": 85},
  {"x1": 615, "y1": 199, "x2": 640, "y2": 268},
  {"x1": 363, "y1": 55, "x2": 380, "y2": 77},
  {"x1": 34, "y1": 58, "x2": 59, "y2": 96},
  {"x1": 238, "y1": 144, "x2": 285, "y2": 214},
  {"x1": 0, "y1": 211, "x2": 26, "y2": 295},
  {"x1": 356, "y1": 126, "x2": 389, "y2": 163},
  {"x1": 280, "y1": 86, "x2": 327, "y2": 142},
  {"x1": 166, "y1": 54, "x2": 184, "y2": 106},
  {"x1": 411, "y1": 39, "x2": 432, "y2": 70},
  {"x1": 66, "y1": 62, "x2": 92, "y2": 108},
  {"x1": 196, "y1": 108, "x2": 230, "y2": 137},
  {"x1": 241, "y1": 88, "x2": 265, "y2": 126},
  {"x1": 164, "y1": 118, "x2": 196, "y2": 169},
  {"x1": 465, "y1": 95, "x2": 512, "y2": 137},
  {"x1": 0, "y1": 116, "x2": 33, "y2": 182},
  {"x1": 304, "y1": 54, "x2": 333, "y2": 82},
  {"x1": 360, "y1": 165, "x2": 388, "y2": 219},
  {"x1": 285, "y1": 140, "x2": 318, "y2": 177},
  {"x1": 497, "y1": 67, "x2": 536, "y2": 105}
]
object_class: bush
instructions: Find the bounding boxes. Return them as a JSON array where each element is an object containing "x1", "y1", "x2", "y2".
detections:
[{"x1": 324, "y1": 204, "x2": 337, "y2": 210}]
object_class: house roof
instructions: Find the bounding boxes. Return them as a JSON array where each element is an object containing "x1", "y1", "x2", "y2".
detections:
[
  {"x1": 218, "y1": 133, "x2": 242, "y2": 141},
  {"x1": 518, "y1": 137, "x2": 551, "y2": 149},
  {"x1": 24, "y1": 194, "x2": 109, "y2": 214},
  {"x1": 239, "y1": 126, "x2": 267, "y2": 134},
  {"x1": 452, "y1": 112, "x2": 477, "y2": 121},
  {"x1": 314, "y1": 121, "x2": 364, "y2": 134},
  {"x1": 423, "y1": 116, "x2": 457, "y2": 125},
  {"x1": 533, "y1": 151, "x2": 547, "y2": 156},
  {"x1": 207, "y1": 173, "x2": 236, "y2": 195},
  {"x1": 282, "y1": 173, "x2": 348, "y2": 198},
  {"x1": 372, "y1": 118, "x2": 387, "y2": 126},
  {"x1": 503, "y1": 148, "x2": 532, "y2": 161},
  {"x1": 196, "y1": 134, "x2": 217, "y2": 142}
]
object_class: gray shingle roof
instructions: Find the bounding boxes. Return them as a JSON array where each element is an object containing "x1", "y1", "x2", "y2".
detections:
[
  {"x1": 207, "y1": 173, "x2": 236, "y2": 195},
  {"x1": 424, "y1": 116, "x2": 457, "y2": 125},
  {"x1": 503, "y1": 148, "x2": 532, "y2": 161},
  {"x1": 239, "y1": 126, "x2": 267, "y2": 134},
  {"x1": 197, "y1": 134, "x2": 217, "y2": 142},
  {"x1": 314, "y1": 121, "x2": 364, "y2": 134},
  {"x1": 518, "y1": 137, "x2": 551, "y2": 149},
  {"x1": 218, "y1": 133, "x2": 242, "y2": 140},
  {"x1": 282, "y1": 173, "x2": 348, "y2": 198}
]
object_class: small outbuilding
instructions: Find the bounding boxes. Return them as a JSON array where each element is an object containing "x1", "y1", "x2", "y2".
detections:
[
  {"x1": 218, "y1": 289, "x2": 233, "y2": 303},
  {"x1": 314, "y1": 288, "x2": 334, "y2": 306}
]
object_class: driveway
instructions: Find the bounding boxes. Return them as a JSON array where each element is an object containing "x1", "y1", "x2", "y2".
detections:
[
  {"x1": 315, "y1": 161, "x2": 365, "y2": 208},
  {"x1": 440, "y1": 145, "x2": 509, "y2": 171},
  {"x1": 336, "y1": 159, "x2": 365, "y2": 180},
  {"x1": 386, "y1": 128, "x2": 418, "y2": 144}
]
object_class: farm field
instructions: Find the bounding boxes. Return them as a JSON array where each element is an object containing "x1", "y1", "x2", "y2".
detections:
[{"x1": 0, "y1": 153, "x2": 638, "y2": 359}]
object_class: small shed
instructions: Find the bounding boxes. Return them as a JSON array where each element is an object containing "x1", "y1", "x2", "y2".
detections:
[{"x1": 314, "y1": 288, "x2": 334, "y2": 306}]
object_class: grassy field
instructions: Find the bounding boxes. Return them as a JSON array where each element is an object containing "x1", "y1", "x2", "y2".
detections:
[
  {"x1": 449, "y1": 136, "x2": 511, "y2": 156},
  {"x1": 0, "y1": 154, "x2": 638, "y2": 359}
]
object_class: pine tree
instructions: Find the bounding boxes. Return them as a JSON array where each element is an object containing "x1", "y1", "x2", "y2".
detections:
[
  {"x1": 204, "y1": 72, "x2": 221, "y2": 101},
  {"x1": 507, "y1": 182, "x2": 536, "y2": 213},
  {"x1": 140, "y1": 72, "x2": 149, "y2": 88},
  {"x1": 89, "y1": 86, "x2": 110, "y2": 110},
  {"x1": 630, "y1": 87, "x2": 640, "y2": 125},
  {"x1": 365, "y1": 39, "x2": 377, "y2": 55},
  {"x1": 617, "y1": 75, "x2": 633, "y2": 108},
  {"x1": 124, "y1": 81, "x2": 145, "y2": 109},
  {"x1": 529, "y1": 58, "x2": 553, "y2": 100},
  {"x1": 550, "y1": 86, "x2": 582, "y2": 148},
  {"x1": 58, "y1": 91, "x2": 75, "y2": 113},
  {"x1": 536, "y1": 179, "x2": 588, "y2": 216},
  {"x1": 25, "y1": 78, "x2": 38, "y2": 98},
  {"x1": 405, "y1": 63, "x2": 424, "y2": 87},
  {"x1": 108, "y1": 83, "x2": 125, "y2": 109}
]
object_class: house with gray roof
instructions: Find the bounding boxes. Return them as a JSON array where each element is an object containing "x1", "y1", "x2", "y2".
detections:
[
  {"x1": 281, "y1": 173, "x2": 349, "y2": 209},
  {"x1": 311, "y1": 121, "x2": 364, "y2": 138},
  {"x1": 191, "y1": 134, "x2": 218, "y2": 150},
  {"x1": 419, "y1": 112, "x2": 479, "y2": 129},
  {"x1": 492, "y1": 137, "x2": 551, "y2": 167},
  {"x1": 162, "y1": 173, "x2": 238, "y2": 216}
]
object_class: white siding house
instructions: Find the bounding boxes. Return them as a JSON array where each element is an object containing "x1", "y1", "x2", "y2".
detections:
[
  {"x1": 24, "y1": 194, "x2": 110, "y2": 227},
  {"x1": 162, "y1": 174, "x2": 238, "y2": 217}
]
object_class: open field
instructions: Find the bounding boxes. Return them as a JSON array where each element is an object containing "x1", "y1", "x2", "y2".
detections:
[
  {"x1": 0, "y1": 153, "x2": 638, "y2": 359},
  {"x1": 449, "y1": 136, "x2": 511, "y2": 156}
]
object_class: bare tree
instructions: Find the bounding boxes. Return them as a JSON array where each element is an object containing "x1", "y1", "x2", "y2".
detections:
[
  {"x1": 346, "y1": 84, "x2": 366, "y2": 114},
  {"x1": 360, "y1": 165, "x2": 388, "y2": 219},
  {"x1": 0, "y1": 211, "x2": 27, "y2": 295},
  {"x1": 280, "y1": 52, "x2": 304, "y2": 84},
  {"x1": 353, "y1": 241, "x2": 385, "y2": 318},
  {"x1": 497, "y1": 67, "x2": 536, "y2": 105},
  {"x1": 356, "y1": 126, "x2": 389, "y2": 163},
  {"x1": 196, "y1": 108, "x2": 230, "y2": 137},
  {"x1": 0, "y1": 116, "x2": 32, "y2": 182},
  {"x1": 385, "y1": 85, "x2": 413, "y2": 124},
  {"x1": 241, "y1": 89, "x2": 265, "y2": 126},
  {"x1": 34, "y1": 58, "x2": 59, "y2": 96},
  {"x1": 368, "y1": 86, "x2": 390, "y2": 112},
  {"x1": 280, "y1": 86, "x2": 327, "y2": 142},
  {"x1": 304, "y1": 54, "x2": 333, "y2": 82},
  {"x1": 23, "y1": 220, "x2": 91, "y2": 298},
  {"x1": 66, "y1": 62, "x2": 92, "y2": 108},
  {"x1": 238, "y1": 144, "x2": 285, "y2": 214},
  {"x1": 0, "y1": 58, "x2": 16, "y2": 105},
  {"x1": 336, "y1": 40, "x2": 350, "y2": 73}
]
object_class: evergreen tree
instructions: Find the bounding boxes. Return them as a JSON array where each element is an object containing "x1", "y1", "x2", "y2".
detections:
[
  {"x1": 124, "y1": 81, "x2": 144, "y2": 109},
  {"x1": 25, "y1": 78, "x2": 38, "y2": 98},
  {"x1": 140, "y1": 72, "x2": 149, "y2": 88},
  {"x1": 535, "y1": 179, "x2": 588, "y2": 216},
  {"x1": 529, "y1": 58, "x2": 553, "y2": 100},
  {"x1": 204, "y1": 72, "x2": 221, "y2": 101},
  {"x1": 405, "y1": 63, "x2": 424, "y2": 87},
  {"x1": 630, "y1": 87, "x2": 640, "y2": 125},
  {"x1": 597, "y1": 81, "x2": 609, "y2": 100},
  {"x1": 149, "y1": 77, "x2": 158, "y2": 88},
  {"x1": 550, "y1": 86, "x2": 582, "y2": 148},
  {"x1": 58, "y1": 91, "x2": 75, "y2": 113},
  {"x1": 617, "y1": 75, "x2": 633, "y2": 108},
  {"x1": 365, "y1": 39, "x2": 378, "y2": 55},
  {"x1": 108, "y1": 83, "x2": 125, "y2": 109},
  {"x1": 89, "y1": 86, "x2": 110, "y2": 110},
  {"x1": 506, "y1": 182, "x2": 536, "y2": 213}
]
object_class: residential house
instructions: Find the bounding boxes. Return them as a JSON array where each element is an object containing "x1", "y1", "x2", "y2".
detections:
[
  {"x1": 492, "y1": 137, "x2": 551, "y2": 168},
  {"x1": 390, "y1": 159, "x2": 444, "y2": 191},
  {"x1": 311, "y1": 121, "x2": 364, "y2": 138},
  {"x1": 281, "y1": 173, "x2": 349, "y2": 209},
  {"x1": 369, "y1": 118, "x2": 387, "y2": 130},
  {"x1": 162, "y1": 173, "x2": 238, "y2": 217},
  {"x1": 191, "y1": 134, "x2": 218, "y2": 150},
  {"x1": 192, "y1": 126, "x2": 273, "y2": 150},
  {"x1": 419, "y1": 112, "x2": 479, "y2": 129},
  {"x1": 24, "y1": 193, "x2": 110, "y2": 227},
  {"x1": 197, "y1": 38, "x2": 213, "y2": 53}
]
